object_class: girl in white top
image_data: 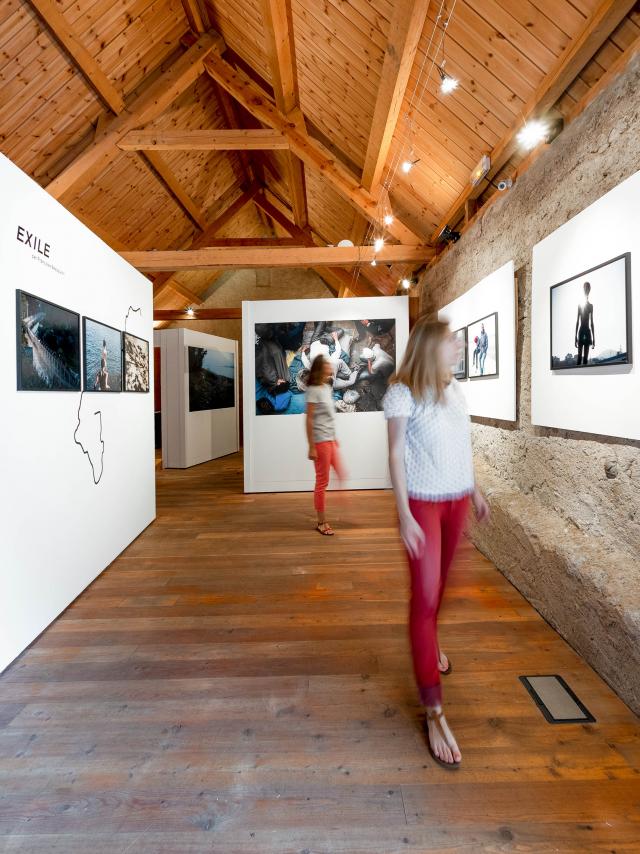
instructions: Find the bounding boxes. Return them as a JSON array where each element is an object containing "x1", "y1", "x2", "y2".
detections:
[{"x1": 384, "y1": 317, "x2": 489, "y2": 770}]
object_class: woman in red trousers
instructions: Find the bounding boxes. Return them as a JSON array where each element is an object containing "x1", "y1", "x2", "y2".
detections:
[
  {"x1": 384, "y1": 318, "x2": 489, "y2": 769},
  {"x1": 306, "y1": 354, "x2": 345, "y2": 536}
]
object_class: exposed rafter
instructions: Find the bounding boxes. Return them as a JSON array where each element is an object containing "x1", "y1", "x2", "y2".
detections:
[
  {"x1": 181, "y1": 0, "x2": 210, "y2": 35},
  {"x1": 261, "y1": 0, "x2": 308, "y2": 229},
  {"x1": 430, "y1": 0, "x2": 637, "y2": 242},
  {"x1": 27, "y1": 0, "x2": 126, "y2": 114},
  {"x1": 154, "y1": 308, "x2": 242, "y2": 321},
  {"x1": 138, "y1": 151, "x2": 209, "y2": 230},
  {"x1": 46, "y1": 33, "x2": 223, "y2": 202},
  {"x1": 118, "y1": 129, "x2": 290, "y2": 151}
]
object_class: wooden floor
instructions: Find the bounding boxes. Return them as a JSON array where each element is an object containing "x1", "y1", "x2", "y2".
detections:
[{"x1": 1, "y1": 454, "x2": 639, "y2": 853}]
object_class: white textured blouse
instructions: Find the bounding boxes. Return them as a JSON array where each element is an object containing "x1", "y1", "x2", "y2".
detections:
[{"x1": 383, "y1": 380, "x2": 475, "y2": 501}]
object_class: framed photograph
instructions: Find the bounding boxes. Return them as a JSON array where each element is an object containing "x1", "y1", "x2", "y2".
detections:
[
  {"x1": 188, "y1": 346, "x2": 235, "y2": 411},
  {"x1": 550, "y1": 253, "x2": 632, "y2": 370},
  {"x1": 16, "y1": 290, "x2": 81, "y2": 391},
  {"x1": 452, "y1": 326, "x2": 467, "y2": 380},
  {"x1": 123, "y1": 331, "x2": 149, "y2": 392},
  {"x1": 83, "y1": 317, "x2": 122, "y2": 392},
  {"x1": 467, "y1": 312, "x2": 499, "y2": 379},
  {"x1": 254, "y1": 318, "x2": 396, "y2": 415}
]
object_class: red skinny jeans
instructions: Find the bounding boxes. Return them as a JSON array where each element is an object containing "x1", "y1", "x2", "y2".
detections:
[
  {"x1": 313, "y1": 440, "x2": 344, "y2": 513},
  {"x1": 406, "y1": 496, "x2": 470, "y2": 707}
]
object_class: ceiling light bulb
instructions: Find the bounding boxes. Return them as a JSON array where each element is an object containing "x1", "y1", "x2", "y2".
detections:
[
  {"x1": 440, "y1": 74, "x2": 459, "y2": 95},
  {"x1": 337, "y1": 239, "x2": 354, "y2": 247},
  {"x1": 401, "y1": 159, "x2": 413, "y2": 174},
  {"x1": 373, "y1": 237, "x2": 384, "y2": 252},
  {"x1": 516, "y1": 119, "x2": 548, "y2": 150},
  {"x1": 383, "y1": 213, "x2": 394, "y2": 226},
  {"x1": 370, "y1": 259, "x2": 377, "y2": 267},
  {"x1": 186, "y1": 306, "x2": 195, "y2": 316},
  {"x1": 401, "y1": 278, "x2": 411, "y2": 290}
]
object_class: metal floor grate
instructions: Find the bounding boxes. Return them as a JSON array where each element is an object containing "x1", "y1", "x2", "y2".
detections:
[{"x1": 520, "y1": 675, "x2": 596, "y2": 724}]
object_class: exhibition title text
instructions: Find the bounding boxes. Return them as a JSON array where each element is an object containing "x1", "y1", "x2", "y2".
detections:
[{"x1": 16, "y1": 225, "x2": 51, "y2": 258}]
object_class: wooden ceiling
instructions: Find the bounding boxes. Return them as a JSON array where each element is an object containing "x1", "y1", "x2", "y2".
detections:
[{"x1": 1, "y1": 0, "x2": 639, "y2": 315}]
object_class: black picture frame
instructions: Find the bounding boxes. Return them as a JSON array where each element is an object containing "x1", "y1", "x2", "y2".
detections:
[
  {"x1": 82, "y1": 316, "x2": 123, "y2": 393},
  {"x1": 123, "y1": 331, "x2": 150, "y2": 393},
  {"x1": 452, "y1": 326, "x2": 467, "y2": 380},
  {"x1": 16, "y1": 289, "x2": 81, "y2": 392},
  {"x1": 549, "y1": 252, "x2": 632, "y2": 371},
  {"x1": 467, "y1": 311, "x2": 499, "y2": 380}
]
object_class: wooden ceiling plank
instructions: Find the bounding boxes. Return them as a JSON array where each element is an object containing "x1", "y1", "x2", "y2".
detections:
[
  {"x1": 261, "y1": 0, "x2": 308, "y2": 229},
  {"x1": 429, "y1": 0, "x2": 637, "y2": 243},
  {"x1": 118, "y1": 128, "x2": 290, "y2": 151},
  {"x1": 361, "y1": 0, "x2": 430, "y2": 192},
  {"x1": 122, "y1": 244, "x2": 434, "y2": 272},
  {"x1": 203, "y1": 51, "x2": 424, "y2": 245},
  {"x1": 25, "y1": 0, "x2": 125, "y2": 114},
  {"x1": 46, "y1": 32, "x2": 222, "y2": 201},
  {"x1": 138, "y1": 149, "x2": 209, "y2": 230}
]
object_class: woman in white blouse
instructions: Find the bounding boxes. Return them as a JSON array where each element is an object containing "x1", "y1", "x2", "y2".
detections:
[{"x1": 384, "y1": 317, "x2": 489, "y2": 769}]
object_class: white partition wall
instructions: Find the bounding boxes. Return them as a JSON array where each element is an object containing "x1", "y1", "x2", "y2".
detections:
[
  {"x1": 438, "y1": 260, "x2": 517, "y2": 422},
  {"x1": 0, "y1": 154, "x2": 156, "y2": 673},
  {"x1": 532, "y1": 170, "x2": 639, "y2": 439},
  {"x1": 158, "y1": 327, "x2": 239, "y2": 468},
  {"x1": 243, "y1": 296, "x2": 409, "y2": 493}
]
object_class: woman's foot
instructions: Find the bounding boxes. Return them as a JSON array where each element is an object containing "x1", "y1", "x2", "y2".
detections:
[
  {"x1": 425, "y1": 708, "x2": 461, "y2": 767},
  {"x1": 316, "y1": 522, "x2": 335, "y2": 536},
  {"x1": 438, "y1": 651, "x2": 451, "y2": 674}
]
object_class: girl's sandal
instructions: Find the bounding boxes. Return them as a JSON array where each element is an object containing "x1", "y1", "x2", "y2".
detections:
[
  {"x1": 438, "y1": 655, "x2": 452, "y2": 676},
  {"x1": 425, "y1": 710, "x2": 461, "y2": 770},
  {"x1": 316, "y1": 523, "x2": 335, "y2": 536}
]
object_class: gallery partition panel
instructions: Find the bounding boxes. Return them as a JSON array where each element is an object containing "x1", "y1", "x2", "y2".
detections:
[
  {"x1": 438, "y1": 261, "x2": 517, "y2": 422},
  {"x1": 242, "y1": 296, "x2": 410, "y2": 493},
  {"x1": 0, "y1": 154, "x2": 155, "y2": 674},
  {"x1": 532, "y1": 170, "x2": 639, "y2": 440}
]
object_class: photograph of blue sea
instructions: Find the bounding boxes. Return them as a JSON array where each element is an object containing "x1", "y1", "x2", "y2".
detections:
[
  {"x1": 83, "y1": 317, "x2": 122, "y2": 392},
  {"x1": 17, "y1": 290, "x2": 80, "y2": 391},
  {"x1": 189, "y1": 346, "x2": 235, "y2": 411}
]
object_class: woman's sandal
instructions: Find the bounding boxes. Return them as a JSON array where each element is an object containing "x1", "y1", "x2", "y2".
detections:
[
  {"x1": 316, "y1": 523, "x2": 335, "y2": 536},
  {"x1": 425, "y1": 709, "x2": 461, "y2": 770},
  {"x1": 438, "y1": 655, "x2": 453, "y2": 676}
]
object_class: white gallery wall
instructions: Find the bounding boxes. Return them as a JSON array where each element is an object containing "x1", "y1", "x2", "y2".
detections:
[
  {"x1": 0, "y1": 154, "x2": 156, "y2": 673},
  {"x1": 158, "y1": 327, "x2": 239, "y2": 468},
  {"x1": 243, "y1": 296, "x2": 409, "y2": 493},
  {"x1": 532, "y1": 169, "x2": 639, "y2": 440},
  {"x1": 438, "y1": 260, "x2": 517, "y2": 421}
]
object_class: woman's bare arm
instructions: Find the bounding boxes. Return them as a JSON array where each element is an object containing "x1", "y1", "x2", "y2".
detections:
[
  {"x1": 388, "y1": 417, "x2": 425, "y2": 559},
  {"x1": 306, "y1": 403, "x2": 316, "y2": 459}
]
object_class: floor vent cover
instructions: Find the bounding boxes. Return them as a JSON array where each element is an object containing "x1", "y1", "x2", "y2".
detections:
[{"x1": 520, "y1": 675, "x2": 596, "y2": 724}]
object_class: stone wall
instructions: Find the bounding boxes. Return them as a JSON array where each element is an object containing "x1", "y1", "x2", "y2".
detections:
[{"x1": 421, "y1": 54, "x2": 640, "y2": 714}]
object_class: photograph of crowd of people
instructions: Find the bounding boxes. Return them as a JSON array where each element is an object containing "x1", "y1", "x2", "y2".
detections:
[
  {"x1": 123, "y1": 332, "x2": 149, "y2": 393},
  {"x1": 16, "y1": 290, "x2": 81, "y2": 391},
  {"x1": 550, "y1": 253, "x2": 631, "y2": 370},
  {"x1": 255, "y1": 318, "x2": 396, "y2": 415},
  {"x1": 467, "y1": 312, "x2": 498, "y2": 379},
  {"x1": 188, "y1": 346, "x2": 235, "y2": 411},
  {"x1": 83, "y1": 317, "x2": 122, "y2": 392}
]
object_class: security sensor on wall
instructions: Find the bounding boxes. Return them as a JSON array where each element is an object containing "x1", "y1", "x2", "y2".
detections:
[
  {"x1": 438, "y1": 225, "x2": 461, "y2": 244},
  {"x1": 497, "y1": 178, "x2": 513, "y2": 192}
]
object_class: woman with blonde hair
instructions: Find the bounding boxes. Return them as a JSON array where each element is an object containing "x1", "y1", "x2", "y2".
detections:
[{"x1": 384, "y1": 317, "x2": 489, "y2": 769}]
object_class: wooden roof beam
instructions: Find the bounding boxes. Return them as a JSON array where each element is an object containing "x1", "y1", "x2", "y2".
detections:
[
  {"x1": 430, "y1": 0, "x2": 637, "y2": 242},
  {"x1": 261, "y1": 0, "x2": 308, "y2": 229},
  {"x1": 181, "y1": 0, "x2": 210, "y2": 35},
  {"x1": 122, "y1": 244, "x2": 434, "y2": 272},
  {"x1": 154, "y1": 308, "x2": 241, "y2": 321},
  {"x1": 138, "y1": 150, "x2": 209, "y2": 230},
  {"x1": 46, "y1": 33, "x2": 223, "y2": 202},
  {"x1": 27, "y1": 0, "x2": 126, "y2": 114},
  {"x1": 118, "y1": 129, "x2": 289, "y2": 151},
  {"x1": 203, "y1": 52, "x2": 423, "y2": 245}
]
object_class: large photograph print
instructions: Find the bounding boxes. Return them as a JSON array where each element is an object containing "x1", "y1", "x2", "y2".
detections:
[
  {"x1": 123, "y1": 332, "x2": 149, "y2": 392},
  {"x1": 550, "y1": 253, "x2": 632, "y2": 370},
  {"x1": 83, "y1": 317, "x2": 122, "y2": 392},
  {"x1": 189, "y1": 346, "x2": 235, "y2": 411},
  {"x1": 453, "y1": 327, "x2": 467, "y2": 379},
  {"x1": 467, "y1": 312, "x2": 499, "y2": 379},
  {"x1": 255, "y1": 318, "x2": 396, "y2": 415},
  {"x1": 16, "y1": 290, "x2": 81, "y2": 391}
]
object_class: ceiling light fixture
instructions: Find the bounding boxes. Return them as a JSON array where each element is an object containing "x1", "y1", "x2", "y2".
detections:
[
  {"x1": 438, "y1": 62, "x2": 458, "y2": 95},
  {"x1": 370, "y1": 259, "x2": 377, "y2": 267},
  {"x1": 373, "y1": 237, "x2": 385, "y2": 253},
  {"x1": 186, "y1": 306, "x2": 195, "y2": 316},
  {"x1": 401, "y1": 277, "x2": 411, "y2": 290},
  {"x1": 516, "y1": 119, "x2": 549, "y2": 151},
  {"x1": 383, "y1": 213, "x2": 394, "y2": 226},
  {"x1": 470, "y1": 154, "x2": 491, "y2": 187},
  {"x1": 337, "y1": 239, "x2": 354, "y2": 247}
]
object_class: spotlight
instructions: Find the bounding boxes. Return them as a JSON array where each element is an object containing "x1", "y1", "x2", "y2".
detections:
[
  {"x1": 337, "y1": 239, "x2": 354, "y2": 247},
  {"x1": 383, "y1": 213, "x2": 394, "y2": 226},
  {"x1": 373, "y1": 237, "x2": 384, "y2": 252},
  {"x1": 401, "y1": 158, "x2": 419, "y2": 174},
  {"x1": 516, "y1": 119, "x2": 548, "y2": 151},
  {"x1": 470, "y1": 154, "x2": 491, "y2": 187},
  {"x1": 401, "y1": 277, "x2": 411, "y2": 290},
  {"x1": 437, "y1": 225, "x2": 460, "y2": 244},
  {"x1": 370, "y1": 259, "x2": 377, "y2": 267},
  {"x1": 438, "y1": 63, "x2": 458, "y2": 95},
  {"x1": 186, "y1": 306, "x2": 195, "y2": 316}
]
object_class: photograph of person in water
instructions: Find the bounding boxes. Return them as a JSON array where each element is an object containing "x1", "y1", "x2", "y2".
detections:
[
  {"x1": 16, "y1": 290, "x2": 81, "y2": 391},
  {"x1": 83, "y1": 317, "x2": 122, "y2": 392},
  {"x1": 550, "y1": 253, "x2": 631, "y2": 370},
  {"x1": 254, "y1": 318, "x2": 396, "y2": 415}
]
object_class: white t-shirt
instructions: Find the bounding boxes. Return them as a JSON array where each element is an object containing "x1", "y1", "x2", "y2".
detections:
[
  {"x1": 383, "y1": 380, "x2": 474, "y2": 501},
  {"x1": 306, "y1": 382, "x2": 336, "y2": 443}
]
